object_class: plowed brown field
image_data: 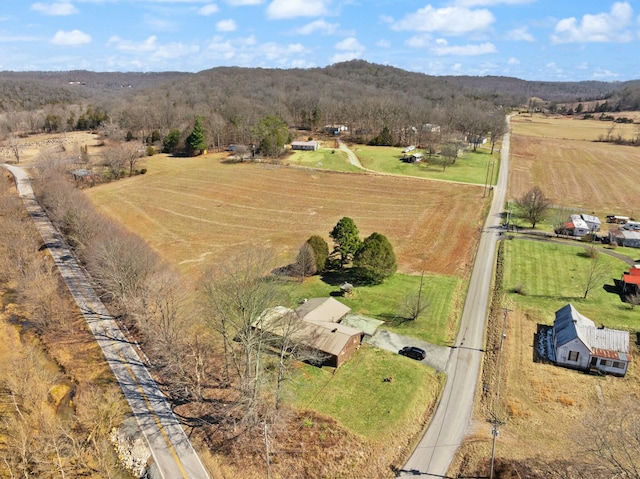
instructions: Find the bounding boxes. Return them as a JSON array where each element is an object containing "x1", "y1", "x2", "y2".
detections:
[
  {"x1": 509, "y1": 115, "x2": 640, "y2": 218},
  {"x1": 86, "y1": 154, "x2": 487, "y2": 278}
]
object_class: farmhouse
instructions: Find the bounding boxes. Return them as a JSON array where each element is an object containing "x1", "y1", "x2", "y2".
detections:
[
  {"x1": 609, "y1": 229, "x2": 640, "y2": 248},
  {"x1": 253, "y1": 297, "x2": 362, "y2": 368},
  {"x1": 291, "y1": 140, "x2": 320, "y2": 151},
  {"x1": 552, "y1": 304, "x2": 630, "y2": 377},
  {"x1": 563, "y1": 215, "x2": 590, "y2": 236}
]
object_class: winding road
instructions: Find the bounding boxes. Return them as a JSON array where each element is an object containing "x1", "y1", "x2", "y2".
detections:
[
  {"x1": 2, "y1": 163, "x2": 211, "y2": 479},
  {"x1": 398, "y1": 118, "x2": 511, "y2": 477}
]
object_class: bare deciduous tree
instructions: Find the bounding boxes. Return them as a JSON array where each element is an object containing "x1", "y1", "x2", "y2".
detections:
[
  {"x1": 517, "y1": 186, "x2": 551, "y2": 229},
  {"x1": 582, "y1": 251, "x2": 610, "y2": 299}
]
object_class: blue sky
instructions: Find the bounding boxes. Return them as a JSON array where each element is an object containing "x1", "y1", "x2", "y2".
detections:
[{"x1": 1, "y1": 0, "x2": 639, "y2": 81}]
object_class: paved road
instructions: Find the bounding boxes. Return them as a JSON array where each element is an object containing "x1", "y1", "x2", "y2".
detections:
[
  {"x1": 2, "y1": 164, "x2": 211, "y2": 479},
  {"x1": 398, "y1": 118, "x2": 511, "y2": 477}
]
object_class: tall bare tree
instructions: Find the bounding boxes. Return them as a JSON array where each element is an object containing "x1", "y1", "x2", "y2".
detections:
[{"x1": 517, "y1": 186, "x2": 551, "y2": 228}]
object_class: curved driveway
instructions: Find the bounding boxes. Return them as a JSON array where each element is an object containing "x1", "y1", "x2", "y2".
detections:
[
  {"x1": 399, "y1": 118, "x2": 511, "y2": 477},
  {"x1": 2, "y1": 164, "x2": 210, "y2": 479}
]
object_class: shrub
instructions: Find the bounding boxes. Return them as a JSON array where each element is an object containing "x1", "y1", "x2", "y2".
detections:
[
  {"x1": 513, "y1": 282, "x2": 527, "y2": 295},
  {"x1": 139, "y1": 168, "x2": 147, "y2": 175},
  {"x1": 146, "y1": 146, "x2": 155, "y2": 156}
]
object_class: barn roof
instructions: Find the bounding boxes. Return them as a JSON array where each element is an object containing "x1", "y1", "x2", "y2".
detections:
[
  {"x1": 581, "y1": 214, "x2": 601, "y2": 225},
  {"x1": 554, "y1": 304, "x2": 629, "y2": 354}
]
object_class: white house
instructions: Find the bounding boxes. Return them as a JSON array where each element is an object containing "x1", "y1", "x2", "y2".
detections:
[
  {"x1": 553, "y1": 304, "x2": 630, "y2": 377},
  {"x1": 291, "y1": 141, "x2": 320, "y2": 151},
  {"x1": 564, "y1": 215, "x2": 590, "y2": 236}
]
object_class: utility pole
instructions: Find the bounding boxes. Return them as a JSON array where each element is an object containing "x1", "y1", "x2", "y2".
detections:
[{"x1": 487, "y1": 412, "x2": 505, "y2": 479}]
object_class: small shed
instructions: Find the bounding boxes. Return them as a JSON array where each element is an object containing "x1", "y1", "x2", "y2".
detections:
[
  {"x1": 403, "y1": 152, "x2": 423, "y2": 163},
  {"x1": 291, "y1": 141, "x2": 320, "y2": 151},
  {"x1": 553, "y1": 304, "x2": 630, "y2": 376}
]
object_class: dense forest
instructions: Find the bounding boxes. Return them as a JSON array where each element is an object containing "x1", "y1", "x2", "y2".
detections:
[{"x1": 2, "y1": 60, "x2": 640, "y2": 150}]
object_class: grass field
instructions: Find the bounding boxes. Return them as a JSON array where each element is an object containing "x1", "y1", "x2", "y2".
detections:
[
  {"x1": 288, "y1": 273, "x2": 462, "y2": 345},
  {"x1": 509, "y1": 114, "x2": 640, "y2": 219},
  {"x1": 283, "y1": 147, "x2": 362, "y2": 173},
  {"x1": 352, "y1": 144, "x2": 500, "y2": 184},
  {"x1": 86, "y1": 153, "x2": 487, "y2": 279},
  {"x1": 288, "y1": 345, "x2": 441, "y2": 439}
]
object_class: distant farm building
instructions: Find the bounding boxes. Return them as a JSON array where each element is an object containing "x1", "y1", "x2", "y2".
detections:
[
  {"x1": 422, "y1": 123, "x2": 441, "y2": 133},
  {"x1": 552, "y1": 304, "x2": 630, "y2": 377},
  {"x1": 402, "y1": 152, "x2": 423, "y2": 163},
  {"x1": 606, "y1": 215, "x2": 630, "y2": 224},
  {"x1": 324, "y1": 125, "x2": 348, "y2": 135},
  {"x1": 291, "y1": 141, "x2": 320, "y2": 151},
  {"x1": 253, "y1": 297, "x2": 362, "y2": 368},
  {"x1": 580, "y1": 214, "x2": 601, "y2": 232},
  {"x1": 609, "y1": 229, "x2": 640, "y2": 248}
]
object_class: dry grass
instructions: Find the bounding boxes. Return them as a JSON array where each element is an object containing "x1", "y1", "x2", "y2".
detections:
[
  {"x1": 509, "y1": 115, "x2": 640, "y2": 218},
  {"x1": 85, "y1": 153, "x2": 487, "y2": 279}
]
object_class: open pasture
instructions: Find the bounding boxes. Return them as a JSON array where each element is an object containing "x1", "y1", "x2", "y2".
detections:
[
  {"x1": 353, "y1": 144, "x2": 500, "y2": 185},
  {"x1": 509, "y1": 115, "x2": 640, "y2": 218},
  {"x1": 85, "y1": 153, "x2": 486, "y2": 278}
]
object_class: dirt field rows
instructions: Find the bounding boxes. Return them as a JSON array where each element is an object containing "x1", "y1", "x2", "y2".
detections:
[
  {"x1": 509, "y1": 115, "x2": 640, "y2": 218},
  {"x1": 86, "y1": 155, "x2": 487, "y2": 278}
]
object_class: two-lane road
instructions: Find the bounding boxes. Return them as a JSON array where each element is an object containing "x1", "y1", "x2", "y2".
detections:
[
  {"x1": 3, "y1": 163, "x2": 211, "y2": 479},
  {"x1": 399, "y1": 119, "x2": 511, "y2": 477}
]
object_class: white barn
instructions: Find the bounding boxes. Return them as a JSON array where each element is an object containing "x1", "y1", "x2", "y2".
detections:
[{"x1": 553, "y1": 304, "x2": 630, "y2": 377}]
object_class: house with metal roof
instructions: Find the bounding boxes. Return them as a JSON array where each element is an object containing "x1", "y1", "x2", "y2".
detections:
[
  {"x1": 553, "y1": 304, "x2": 630, "y2": 376},
  {"x1": 609, "y1": 229, "x2": 640, "y2": 248},
  {"x1": 253, "y1": 298, "x2": 362, "y2": 368},
  {"x1": 580, "y1": 214, "x2": 601, "y2": 232},
  {"x1": 563, "y1": 215, "x2": 590, "y2": 236},
  {"x1": 291, "y1": 141, "x2": 320, "y2": 151}
]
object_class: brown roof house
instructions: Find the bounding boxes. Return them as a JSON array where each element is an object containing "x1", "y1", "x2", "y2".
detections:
[{"x1": 253, "y1": 297, "x2": 362, "y2": 368}]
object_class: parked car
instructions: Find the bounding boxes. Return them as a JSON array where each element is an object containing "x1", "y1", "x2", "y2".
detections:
[{"x1": 399, "y1": 346, "x2": 426, "y2": 361}]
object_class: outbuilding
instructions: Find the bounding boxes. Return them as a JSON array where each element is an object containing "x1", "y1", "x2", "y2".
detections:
[
  {"x1": 609, "y1": 229, "x2": 640, "y2": 248},
  {"x1": 553, "y1": 304, "x2": 630, "y2": 376},
  {"x1": 291, "y1": 141, "x2": 320, "y2": 151}
]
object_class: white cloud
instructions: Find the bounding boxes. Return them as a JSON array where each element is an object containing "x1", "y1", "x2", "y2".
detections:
[
  {"x1": 225, "y1": 0, "x2": 263, "y2": 4},
  {"x1": 453, "y1": 0, "x2": 533, "y2": 6},
  {"x1": 216, "y1": 19, "x2": 237, "y2": 31},
  {"x1": 391, "y1": 5, "x2": 494, "y2": 34},
  {"x1": 430, "y1": 38, "x2": 497, "y2": 55},
  {"x1": 507, "y1": 57, "x2": 520, "y2": 65},
  {"x1": 197, "y1": 4, "x2": 219, "y2": 15},
  {"x1": 551, "y1": 2, "x2": 634, "y2": 43},
  {"x1": 376, "y1": 39, "x2": 391, "y2": 48},
  {"x1": 51, "y1": 29, "x2": 91, "y2": 45},
  {"x1": 31, "y1": 1, "x2": 78, "y2": 16},
  {"x1": 335, "y1": 36, "x2": 363, "y2": 51},
  {"x1": 592, "y1": 67, "x2": 618, "y2": 79},
  {"x1": 330, "y1": 36, "x2": 364, "y2": 63},
  {"x1": 107, "y1": 35, "x2": 158, "y2": 52},
  {"x1": 506, "y1": 26, "x2": 534, "y2": 42},
  {"x1": 406, "y1": 34, "x2": 431, "y2": 48},
  {"x1": 267, "y1": 0, "x2": 329, "y2": 19},
  {"x1": 296, "y1": 19, "x2": 339, "y2": 35},
  {"x1": 203, "y1": 34, "x2": 310, "y2": 67}
]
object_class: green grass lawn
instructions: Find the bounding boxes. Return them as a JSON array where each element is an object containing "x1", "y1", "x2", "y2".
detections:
[
  {"x1": 352, "y1": 144, "x2": 500, "y2": 184},
  {"x1": 287, "y1": 344, "x2": 442, "y2": 439},
  {"x1": 287, "y1": 273, "x2": 462, "y2": 346},
  {"x1": 283, "y1": 148, "x2": 362, "y2": 172},
  {"x1": 503, "y1": 239, "x2": 636, "y2": 330}
]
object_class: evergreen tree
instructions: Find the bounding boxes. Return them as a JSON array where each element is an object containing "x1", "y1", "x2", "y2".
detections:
[
  {"x1": 186, "y1": 116, "x2": 207, "y2": 155},
  {"x1": 354, "y1": 232, "x2": 397, "y2": 284},
  {"x1": 329, "y1": 217, "x2": 361, "y2": 268},
  {"x1": 162, "y1": 129, "x2": 181, "y2": 154},
  {"x1": 253, "y1": 114, "x2": 291, "y2": 158},
  {"x1": 306, "y1": 235, "x2": 329, "y2": 273}
]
